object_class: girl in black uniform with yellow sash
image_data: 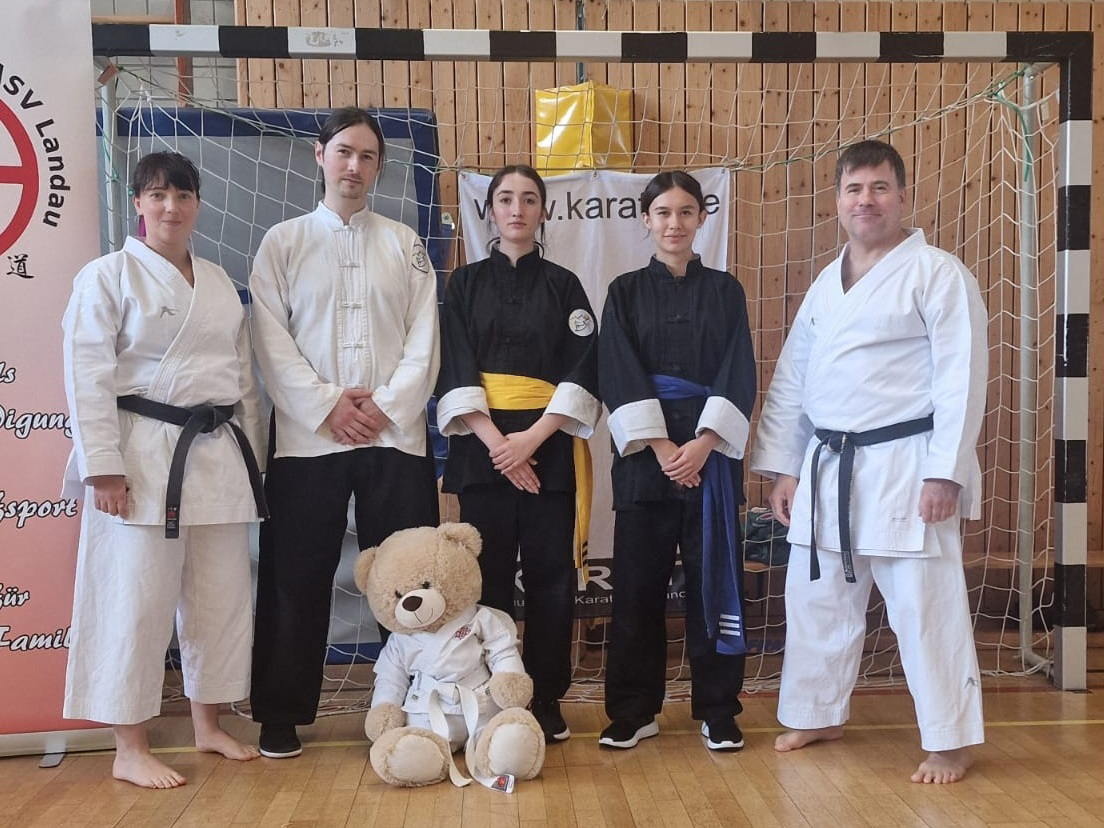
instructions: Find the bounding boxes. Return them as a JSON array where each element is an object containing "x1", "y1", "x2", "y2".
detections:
[{"x1": 436, "y1": 165, "x2": 600, "y2": 743}]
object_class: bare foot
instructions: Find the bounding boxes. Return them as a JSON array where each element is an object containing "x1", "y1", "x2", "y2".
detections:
[
  {"x1": 190, "y1": 701, "x2": 260, "y2": 761},
  {"x1": 112, "y1": 750, "x2": 186, "y2": 789},
  {"x1": 911, "y1": 748, "x2": 973, "y2": 783},
  {"x1": 195, "y1": 727, "x2": 260, "y2": 761},
  {"x1": 774, "y1": 726, "x2": 844, "y2": 752}
]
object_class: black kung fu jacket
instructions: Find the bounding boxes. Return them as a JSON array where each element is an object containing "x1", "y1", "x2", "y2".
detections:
[
  {"x1": 598, "y1": 255, "x2": 756, "y2": 510},
  {"x1": 437, "y1": 247, "x2": 601, "y2": 494}
]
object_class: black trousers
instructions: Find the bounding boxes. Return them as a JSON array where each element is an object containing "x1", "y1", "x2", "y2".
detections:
[
  {"x1": 605, "y1": 496, "x2": 746, "y2": 723},
  {"x1": 459, "y1": 484, "x2": 575, "y2": 702},
  {"x1": 250, "y1": 446, "x2": 439, "y2": 725}
]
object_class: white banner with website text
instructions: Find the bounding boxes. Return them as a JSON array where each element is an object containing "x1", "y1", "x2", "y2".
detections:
[
  {"x1": 0, "y1": 0, "x2": 108, "y2": 754},
  {"x1": 458, "y1": 168, "x2": 729, "y2": 599}
]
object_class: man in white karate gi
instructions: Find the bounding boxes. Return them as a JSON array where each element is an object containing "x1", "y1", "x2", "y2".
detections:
[{"x1": 750, "y1": 139, "x2": 987, "y2": 784}]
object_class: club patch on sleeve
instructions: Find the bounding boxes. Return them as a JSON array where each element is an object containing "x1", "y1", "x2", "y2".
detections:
[
  {"x1": 568, "y1": 309, "x2": 595, "y2": 337},
  {"x1": 411, "y1": 242, "x2": 430, "y2": 273}
]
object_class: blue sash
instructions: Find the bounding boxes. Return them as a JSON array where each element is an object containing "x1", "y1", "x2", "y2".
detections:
[{"x1": 650, "y1": 374, "x2": 745, "y2": 656}]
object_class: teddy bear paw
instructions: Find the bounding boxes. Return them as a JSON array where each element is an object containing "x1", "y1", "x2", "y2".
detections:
[
  {"x1": 472, "y1": 709, "x2": 545, "y2": 781},
  {"x1": 369, "y1": 727, "x2": 451, "y2": 787}
]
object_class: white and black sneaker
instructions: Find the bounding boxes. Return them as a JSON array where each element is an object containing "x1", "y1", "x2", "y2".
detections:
[
  {"x1": 701, "y1": 718, "x2": 744, "y2": 752},
  {"x1": 598, "y1": 718, "x2": 659, "y2": 749},
  {"x1": 259, "y1": 724, "x2": 303, "y2": 758}
]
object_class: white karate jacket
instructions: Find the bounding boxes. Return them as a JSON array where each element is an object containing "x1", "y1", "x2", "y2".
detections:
[{"x1": 751, "y1": 229, "x2": 987, "y2": 555}]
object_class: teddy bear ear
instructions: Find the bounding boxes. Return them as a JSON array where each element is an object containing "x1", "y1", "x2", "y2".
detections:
[
  {"x1": 353, "y1": 547, "x2": 377, "y2": 594},
  {"x1": 437, "y1": 522, "x2": 482, "y2": 558}
]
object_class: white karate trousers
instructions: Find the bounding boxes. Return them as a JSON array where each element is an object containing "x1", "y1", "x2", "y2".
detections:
[
  {"x1": 64, "y1": 507, "x2": 253, "y2": 725},
  {"x1": 777, "y1": 519, "x2": 985, "y2": 752}
]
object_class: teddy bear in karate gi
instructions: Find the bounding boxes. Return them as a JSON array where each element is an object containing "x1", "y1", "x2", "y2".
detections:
[{"x1": 354, "y1": 522, "x2": 545, "y2": 790}]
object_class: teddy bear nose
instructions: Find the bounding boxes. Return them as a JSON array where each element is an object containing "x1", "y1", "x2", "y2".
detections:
[{"x1": 401, "y1": 594, "x2": 423, "y2": 612}]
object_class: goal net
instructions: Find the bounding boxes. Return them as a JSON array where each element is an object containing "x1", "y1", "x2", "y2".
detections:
[{"x1": 93, "y1": 39, "x2": 1063, "y2": 710}]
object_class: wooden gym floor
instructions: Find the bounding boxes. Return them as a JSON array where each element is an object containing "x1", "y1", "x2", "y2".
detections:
[{"x1": 2, "y1": 669, "x2": 1103, "y2": 828}]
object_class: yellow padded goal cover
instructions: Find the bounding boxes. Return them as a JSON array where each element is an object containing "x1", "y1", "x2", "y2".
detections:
[{"x1": 533, "y1": 81, "x2": 633, "y2": 172}]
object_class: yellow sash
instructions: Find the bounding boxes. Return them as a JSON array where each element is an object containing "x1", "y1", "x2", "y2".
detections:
[{"x1": 480, "y1": 372, "x2": 592, "y2": 582}]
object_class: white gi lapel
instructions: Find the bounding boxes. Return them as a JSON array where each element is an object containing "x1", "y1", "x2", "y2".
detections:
[
  {"x1": 126, "y1": 240, "x2": 204, "y2": 403},
  {"x1": 804, "y1": 230, "x2": 924, "y2": 395}
]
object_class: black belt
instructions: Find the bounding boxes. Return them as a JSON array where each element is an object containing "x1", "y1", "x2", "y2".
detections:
[
  {"x1": 808, "y1": 414, "x2": 934, "y2": 583},
  {"x1": 117, "y1": 395, "x2": 269, "y2": 538}
]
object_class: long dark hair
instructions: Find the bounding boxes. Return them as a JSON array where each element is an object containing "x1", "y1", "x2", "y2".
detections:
[{"x1": 485, "y1": 163, "x2": 547, "y2": 253}]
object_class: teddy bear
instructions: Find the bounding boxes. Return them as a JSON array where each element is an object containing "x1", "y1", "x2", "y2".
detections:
[{"x1": 354, "y1": 522, "x2": 546, "y2": 791}]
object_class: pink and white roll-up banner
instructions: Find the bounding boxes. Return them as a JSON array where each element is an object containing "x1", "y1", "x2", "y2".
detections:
[{"x1": 0, "y1": 0, "x2": 110, "y2": 755}]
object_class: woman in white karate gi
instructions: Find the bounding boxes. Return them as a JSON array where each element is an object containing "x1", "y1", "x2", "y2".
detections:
[{"x1": 61, "y1": 152, "x2": 266, "y2": 788}]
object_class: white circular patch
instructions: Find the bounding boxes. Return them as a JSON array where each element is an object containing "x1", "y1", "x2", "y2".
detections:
[{"x1": 568, "y1": 308, "x2": 595, "y2": 337}]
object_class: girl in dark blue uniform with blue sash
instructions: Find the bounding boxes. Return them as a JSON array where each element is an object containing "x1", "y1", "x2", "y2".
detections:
[{"x1": 598, "y1": 171, "x2": 755, "y2": 751}]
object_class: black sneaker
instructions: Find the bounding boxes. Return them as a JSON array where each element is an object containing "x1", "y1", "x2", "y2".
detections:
[
  {"x1": 701, "y1": 718, "x2": 744, "y2": 751},
  {"x1": 598, "y1": 718, "x2": 659, "y2": 749},
  {"x1": 259, "y1": 723, "x2": 302, "y2": 758},
  {"x1": 531, "y1": 698, "x2": 571, "y2": 742}
]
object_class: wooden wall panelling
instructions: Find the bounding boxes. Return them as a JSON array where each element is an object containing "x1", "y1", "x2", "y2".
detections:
[
  {"x1": 500, "y1": 1, "x2": 529, "y2": 163},
  {"x1": 237, "y1": 0, "x2": 276, "y2": 106},
  {"x1": 864, "y1": 2, "x2": 892, "y2": 137},
  {"x1": 452, "y1": 2, "x2": 478, "y2": 172},
  {"x1": 684, "y1": 0, "x2": 710, "y2": 169},
  {"x1": 527, "y1": 1, "x2": 556, "y2": 173},
  {"x1": 938, "y1": 3, "x2": 968, "y2": 256},
  {"x1": 406, "y1": 0, "x2": 432, "y2": 113},
  {"x1": 355, "y1": 1, "x2": 383, "y2": 107},
  {"x1": 428, "y1": 0, "x2": 457, "y2": 264},
  {"x1": 582, "y1": 0, "x2": 608, "y2": 86},
  {"x1": 785, "y1": 0, "x2": 815, "y2": 320},
  {"x1": 659, "y1": 0, "x2": 688, "y2": 170},
  {"x1": 962, "y1": 2, "x2": 996, "y2": 560},
  {"x1": 475, "y1": 0, "x2": 504, "y2": 171},
  {"x1": 326, "y1": 0, "x2": 355, "y2": 106},
  {"x1": 889, "y1": 2, "x2": 917, "y2": 188},
  {"x1": 273, "y1": 0, "x2": 303, "y2": 107},
  {"x1": 1089, "y1": 1, "x2": 1104, "y2": 557},
  {"x1": 604, "y1": 0, "x2": 635, "y2": 138},
  {"x1": 632, "y1": 0, "x2": 661, "y2": 170},
  {"x1": 709, "y1": 1, "x2": 738, "y2": 167},
  {"x1": 757, "y1": 1, "x2": 789, "y2": 487},
  {"x1": 553, "y1": 0, "x2": 576, "y2": 88},
  {"x1": 712, "y1": 0, "x2": 738, "y2": 278},
  {"x1": 914, "y1": 3, "x2": 944, "y2": 243},
  {"x1": 381, "y1": 0, "x2": 411, "y2": 109},
  {"x1": 812, "y1": 2, "x2": 842, "y2": 285},
  {"x1": 300, "y1": 0, "x2": 327, "y2": 107},
  {"x1": 734, "y1": 1, "x2": 765, "y2": 456}
]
